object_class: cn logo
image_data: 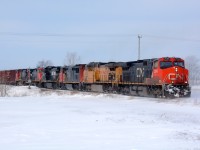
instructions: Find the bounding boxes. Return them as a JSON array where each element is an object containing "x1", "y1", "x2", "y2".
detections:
[{"x1": 136, "y1": 68, "x2": 144, "y2": 77}]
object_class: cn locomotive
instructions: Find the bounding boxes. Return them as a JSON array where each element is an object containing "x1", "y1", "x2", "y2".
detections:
[{"x1": 0, "y1": 57, "x2": 191, "y2": 98}]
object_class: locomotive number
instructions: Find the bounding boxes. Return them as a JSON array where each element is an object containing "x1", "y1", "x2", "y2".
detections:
[
  {"x1": 136, "y1": 68, "x2": 144, "y2": 77},
  {"x1": 51, "y1": 71, "x2": 56, "y2": 76}
]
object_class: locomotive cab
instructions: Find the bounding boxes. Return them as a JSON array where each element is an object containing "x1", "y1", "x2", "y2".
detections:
[{"x1": 152, "y1": 57, "x2": 189, "y2": 85}]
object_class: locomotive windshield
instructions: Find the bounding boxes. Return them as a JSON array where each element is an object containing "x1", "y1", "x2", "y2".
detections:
[
  {"x1": 174, "y1": 61, "x2": 184, "y2": 68},
  {"x1": 160, "y1": 61, "x2": 173, "y2": 69},
  {"x1": 160, "y1": 61, "x2": 185, "y2": 69}
]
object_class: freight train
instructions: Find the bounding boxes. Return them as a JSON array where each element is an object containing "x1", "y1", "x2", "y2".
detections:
[{"x1": 0, "y1": 57, "x2": 191, "y2": 98}]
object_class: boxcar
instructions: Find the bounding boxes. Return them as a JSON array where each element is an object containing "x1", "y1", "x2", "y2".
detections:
[{"x1": 0, "y1": 70, "x2": 16, "y2": 85}]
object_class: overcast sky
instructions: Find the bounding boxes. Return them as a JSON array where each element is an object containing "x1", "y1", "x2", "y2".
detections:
[{"x1": 0, "y1": 0, "x2": 199, "y2": 69}]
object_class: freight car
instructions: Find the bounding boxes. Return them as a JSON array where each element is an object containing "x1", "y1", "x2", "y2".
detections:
[
  {"x1": 0, "y1": 57, "x2": 191, "y2": 98},
  {"x1": 0, "y1": 70, "x2": 16, "y2": 85}
]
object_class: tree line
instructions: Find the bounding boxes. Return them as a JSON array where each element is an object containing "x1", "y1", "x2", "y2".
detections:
[{"x1": 37, "y1": 52, "x2": 81, "y2": 68}]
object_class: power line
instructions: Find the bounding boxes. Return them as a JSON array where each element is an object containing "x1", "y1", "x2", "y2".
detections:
[
  {"x1": 0, "y1": 32, "x2": 200, "y2": 42},
  {"x1": 0, "y1": 32, "x2": 137, "y2": 37},
  {"x1": 144, "y1": 34, "x2": 200, "y2": 42}
]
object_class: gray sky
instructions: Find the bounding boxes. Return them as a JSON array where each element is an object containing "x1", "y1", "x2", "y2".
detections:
[{"x1": 0, "y1": 0, "x2": 199, "y2": 69}]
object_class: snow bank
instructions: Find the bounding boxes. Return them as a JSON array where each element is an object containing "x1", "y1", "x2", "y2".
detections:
[
  {"x1": 4, "y1": 85, "x2": 200, "y2": 106},
  {"x1": 6, "y1": 86, "x2": 41, "y2": 97},
  {"x1": 5, "y1": 85, "x2": 130, "y2": 99}
]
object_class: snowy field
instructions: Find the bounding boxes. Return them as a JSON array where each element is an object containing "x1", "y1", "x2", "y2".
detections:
[{"x1": 0, "y1": 86, "x2": 200, "y2": 150}]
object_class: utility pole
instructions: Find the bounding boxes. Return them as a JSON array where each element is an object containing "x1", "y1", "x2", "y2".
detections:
[{"x1": 138, "y1": 34, "x2": 142, "y2": 60}]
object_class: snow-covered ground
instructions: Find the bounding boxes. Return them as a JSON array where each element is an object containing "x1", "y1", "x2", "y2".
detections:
[{"x1": 0, "y1": 86, "x2": 200, "y2": 150}]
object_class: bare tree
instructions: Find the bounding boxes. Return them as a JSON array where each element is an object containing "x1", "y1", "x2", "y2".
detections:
[
  {"x1": 0, "y1": 84, "x2": 10, "y2": 97},
  {"x1": 37, "y1": 60, "x2": 53, "y2": 68},
  {"x1": 64, "y1": 52, "x2": 81, "y2": 66},
  {"x1": 185, "y1": 56, "x2": 200, "y2": 85},
  {"x1": 0, "y1": 73, "x2": 10, "y2": 97}
]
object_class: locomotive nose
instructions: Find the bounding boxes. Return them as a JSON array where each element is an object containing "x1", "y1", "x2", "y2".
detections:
[{"x1": 169, "y1": 67, "x2": 185, "y2": 84}]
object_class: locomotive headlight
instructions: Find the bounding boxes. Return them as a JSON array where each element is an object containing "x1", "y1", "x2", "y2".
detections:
[{"x1": 175, "y1": 68, "x2": 178, "y2": 72}]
